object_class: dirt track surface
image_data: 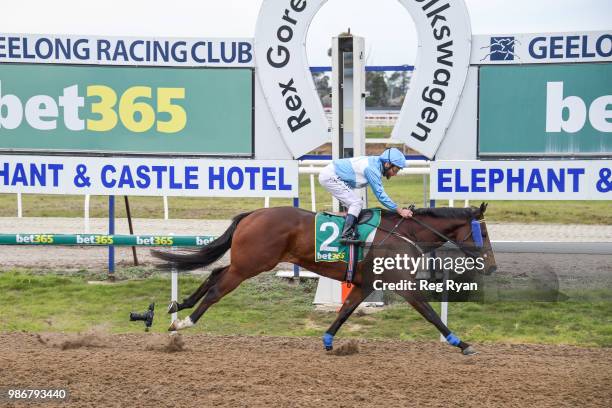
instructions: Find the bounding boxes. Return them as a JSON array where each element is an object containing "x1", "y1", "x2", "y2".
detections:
[{"x1": 0, "y1": 333, "x2": 610, "y2": 408}]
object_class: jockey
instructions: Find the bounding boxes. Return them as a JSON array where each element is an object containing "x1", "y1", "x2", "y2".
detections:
[{"x1": 318, "y1": 147, "x2": 413, "y2": 240}]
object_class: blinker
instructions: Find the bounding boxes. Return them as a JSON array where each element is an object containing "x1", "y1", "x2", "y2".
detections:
[{"x1": 471, "y1": 219, "x2": 483, "y2": 248}]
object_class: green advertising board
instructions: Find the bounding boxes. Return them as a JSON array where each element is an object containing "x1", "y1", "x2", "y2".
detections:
[
  {"x1": 479, "y1": 63, "x2": 611, "y2": 157},
  {"x1": 0, "y1": 64, "x2": 253, "y2": 156}
]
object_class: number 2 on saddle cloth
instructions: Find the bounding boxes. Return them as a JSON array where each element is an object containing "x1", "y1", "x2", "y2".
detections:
[{"x1": 314, "y1": 210, "x2": 381, "y2": 287}]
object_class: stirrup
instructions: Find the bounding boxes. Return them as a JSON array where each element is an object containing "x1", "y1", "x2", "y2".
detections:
[
  {"x1": 340, "y1": 226, "x2": 360, "y2": 246},
  {"x1": 339, "y1": 238, "x2": 364, "y2": 247}
]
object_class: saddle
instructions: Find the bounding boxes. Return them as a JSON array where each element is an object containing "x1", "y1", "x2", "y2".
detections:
[
  {"x1": 322, "y1": 209, "x2": 374, "y2": 226},
  {"x1": 323, "y1": 210, "x2": 375, "y2": 287},
  {"x1": 314, "y1": 209, "x2": 381, "y2": 282}
]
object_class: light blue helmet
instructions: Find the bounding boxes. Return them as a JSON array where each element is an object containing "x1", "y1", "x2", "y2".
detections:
[{"x1": 379, "y1": 148, "x2": 406, "y2": 169}]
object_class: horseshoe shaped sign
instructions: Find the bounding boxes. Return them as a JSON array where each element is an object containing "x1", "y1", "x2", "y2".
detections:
[{"x1": 254, "y1": 0, "x2": 472, "y2": 159}]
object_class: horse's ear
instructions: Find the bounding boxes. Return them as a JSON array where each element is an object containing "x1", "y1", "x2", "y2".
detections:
[{"x1": 479, "y1": 202, "x2": 488, "y2": 218}]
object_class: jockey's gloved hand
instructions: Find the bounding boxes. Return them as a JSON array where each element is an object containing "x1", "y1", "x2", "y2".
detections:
[{"x1": 397, "y1": 207, "x2": 413, "y2": 218}]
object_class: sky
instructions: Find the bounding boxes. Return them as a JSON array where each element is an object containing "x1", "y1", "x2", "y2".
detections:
[{"x1": 1, "y1": 0, "x2": 610, "y2": 65}]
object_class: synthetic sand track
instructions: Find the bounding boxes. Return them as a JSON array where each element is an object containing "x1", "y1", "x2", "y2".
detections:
[{"x1": 0, "y1": 332, "x2": 610, "y2": 408}]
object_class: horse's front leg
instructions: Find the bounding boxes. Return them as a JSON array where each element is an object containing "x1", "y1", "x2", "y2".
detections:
[
  {"x1": 322, "y1": 285, "x2": 373, "y2": 351},
  {"x1": 401, "y1": 294, "x2": 476, "y2": 355}
]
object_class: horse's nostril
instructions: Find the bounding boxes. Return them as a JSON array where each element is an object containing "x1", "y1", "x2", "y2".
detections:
[{"x1": 487, "y1": 265, "x2": 497, "y2": 275}]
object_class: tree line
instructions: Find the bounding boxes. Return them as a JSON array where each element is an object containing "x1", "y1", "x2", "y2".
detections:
[{"x1": 313, "y1": 70, "x2": 412, "y2": 109}]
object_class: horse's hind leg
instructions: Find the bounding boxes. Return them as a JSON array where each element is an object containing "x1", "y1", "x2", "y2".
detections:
[
  {"x1": 168, "y1": 266, "x2": 227, "y2": 313},
  {"x1": 322, "y1": 285, "x2": 373, "y2": 350},
  {"x1": 399, "y1": 293, "x2": 476, "y2": 355},
  {"x1": 169, "y1": 265, "x2": 246, "y2": 331}
]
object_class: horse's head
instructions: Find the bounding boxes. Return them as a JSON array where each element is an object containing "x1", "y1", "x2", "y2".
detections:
[
  {"x1": 393, "y1": 204, "x2": 497, "y2": 275},
  {"x1": 449, "y1": 202, "x2": 497, "y2": 275}
]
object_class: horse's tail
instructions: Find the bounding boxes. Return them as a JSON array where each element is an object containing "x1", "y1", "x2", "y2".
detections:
[{"x1": 152, "y1": 211, "x2": 253, "y2": 271}]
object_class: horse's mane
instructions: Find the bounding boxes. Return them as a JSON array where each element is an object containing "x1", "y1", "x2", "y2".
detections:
[{"x1": 382, "y1": 207, "x2": 476, "y2": 219}]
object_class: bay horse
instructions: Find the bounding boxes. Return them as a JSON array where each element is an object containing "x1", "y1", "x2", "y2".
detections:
[{"x1": 152, "y1": 203, "x2": 496, "y2": 355}]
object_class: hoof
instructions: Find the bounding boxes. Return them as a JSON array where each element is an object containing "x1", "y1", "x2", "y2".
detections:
[
  {"x1": 462, "y1": 346, "x2": 478, "y2": 355},
  {"x1": 169, "y1": 317, "x2": 194, "y2": 332},
  {"x1": 322, "y1": 333, "x2": 334, "y2": 351},
  {"x1": 168, "y1": 301, "x2": 179, "y2": 314}
]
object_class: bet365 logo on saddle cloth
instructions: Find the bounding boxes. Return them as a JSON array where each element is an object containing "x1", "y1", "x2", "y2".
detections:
[{"x1": 315, "y1": 210, "x2": 381, "y2": 263}]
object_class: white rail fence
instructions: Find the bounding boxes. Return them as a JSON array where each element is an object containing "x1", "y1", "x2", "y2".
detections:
[{"x1": 10, "y1": 158, "x2": 437, "y2": 223}]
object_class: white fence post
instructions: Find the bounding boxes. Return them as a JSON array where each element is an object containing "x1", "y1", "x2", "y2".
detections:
[
  {"x1": 422, "y1": 174, "x2": 428, "y2": 208},
  {"x1": 310, "y1": 168, "x2": 316, "y2": 212},
  {"x1": 84, "y1": 195, "x2": 90, "y2": 233},
  {"x1": 163, "y1": 196, "x2": 169, "y2": 220},
  {"x1": 17, "y1": 193, "x2": 22, "y2": 218},
  {"x1": 440, "y1": 298, "x2": 448, "y2": 342},
  {"x1": 170, "y1": 233, "x2": 178, "y2": 325}
]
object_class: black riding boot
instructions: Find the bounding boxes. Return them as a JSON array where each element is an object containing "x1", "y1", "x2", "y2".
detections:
[{"x1": 341, "y1": 214, "x2": 359, "y2": 241}]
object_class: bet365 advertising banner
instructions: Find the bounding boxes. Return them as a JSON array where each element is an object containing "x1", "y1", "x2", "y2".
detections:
[
  {"x1": 479, "y1": 63, "x2": 611, "y2": 157},
  {"x1": 0, "y1": 64, "x2": 253, "y2": 156}
]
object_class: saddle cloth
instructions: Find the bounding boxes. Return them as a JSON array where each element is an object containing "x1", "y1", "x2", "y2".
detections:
[{"x1": 314, "y1": 209, "x2": 381, "y2": 263}]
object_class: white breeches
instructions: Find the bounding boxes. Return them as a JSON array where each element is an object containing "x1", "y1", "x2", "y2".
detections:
[{"x1": 318, "y1": 164, "x2": 363, "y2": 217}]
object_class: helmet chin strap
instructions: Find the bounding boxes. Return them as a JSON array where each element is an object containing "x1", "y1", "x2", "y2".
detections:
[
  {"x1": 382, "y1": 163, "x2": 392, "y2": 177},
  {"x1": 382, "y1": 149, "x2": 392, "y2": 176}
]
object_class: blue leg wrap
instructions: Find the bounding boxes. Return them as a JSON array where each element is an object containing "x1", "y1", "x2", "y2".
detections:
[
  {"x1": 323, "y1": 332, "x2": 334, "y2": 350},
  {"x1": 446, "y1": 333, "x2": 461, "y2": 347}
]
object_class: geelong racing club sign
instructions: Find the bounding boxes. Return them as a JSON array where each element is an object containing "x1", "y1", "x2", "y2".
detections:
[
  {"x1": 473, "y1": 31, "x2": 612, "y2": 64},
  {"x1": 255, "y1": 0, "x2": 472, "y2": 159},
  {"x1": 0, "y1": 34, "x2": 254, "y2": 67}
]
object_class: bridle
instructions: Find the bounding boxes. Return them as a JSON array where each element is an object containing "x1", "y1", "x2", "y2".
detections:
[
  {"x1": 453, "y1": 219, "x2": 486, "y2": 257},
  {"x1": 407, "y1": 216, "x2": 484, "y2": 258},
  {"x1": 364, "y1": 211, "x2": 485, "y2": 258}
]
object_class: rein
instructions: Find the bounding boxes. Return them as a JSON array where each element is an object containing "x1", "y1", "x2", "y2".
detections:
[
  {"x1": 361, "y1": 213, "x2": 482, "y2": 257},
  {"x1": 376, "y1": 216, "x2": 406, "y2": 246},
  {"x1": 408, "y1": 216, "x2": 482, "y2": 258}
]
